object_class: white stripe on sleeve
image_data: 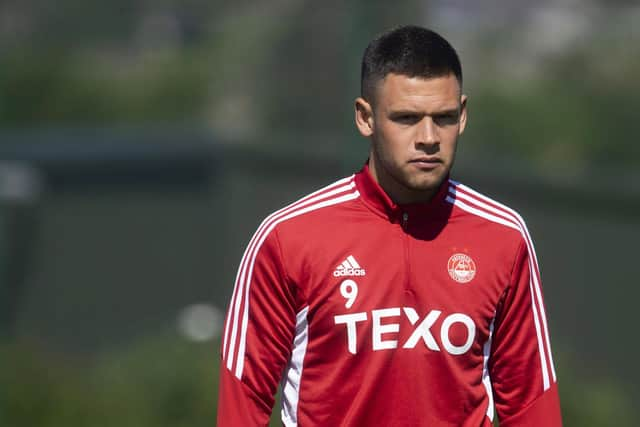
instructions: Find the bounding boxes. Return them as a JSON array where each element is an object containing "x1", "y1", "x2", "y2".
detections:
[
  {"x1": 446, "y1": 183, "x2": 553, "y2": 390},
  {"x1": 450, "y1": 182, "x2": 556, "y2": 383},
  {"x1": 281, "y1": 306, "x2": 310, "y2": 427},
  {"x1": 223, "y1": 176, "x2": 354, "y2": 373}
]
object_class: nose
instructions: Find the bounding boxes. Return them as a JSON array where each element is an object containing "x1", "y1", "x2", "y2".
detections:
[{"x1": 416, "y1": 116, "x2": 439, "y2": 146}]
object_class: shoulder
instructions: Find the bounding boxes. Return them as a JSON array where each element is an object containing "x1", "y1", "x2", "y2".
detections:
[
  {"x1": 255, "y1": 174, "x2": 360, "y2": 239},
  {"x1": 445, "y1": 178, "x2": 533, "y2": 244}
]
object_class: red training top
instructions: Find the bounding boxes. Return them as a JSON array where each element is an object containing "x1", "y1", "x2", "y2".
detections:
[{"x1": 218, "y1": 165, "x2": 562, "y2": 426}]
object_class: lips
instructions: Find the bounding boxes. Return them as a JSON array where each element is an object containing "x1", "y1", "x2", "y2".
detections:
[
  {"x1": 409, "y1": 157, "x2": 442, "y2": 164},
  {"x1": 408, "y1": 157, "x2": 442, "y2": 171}
]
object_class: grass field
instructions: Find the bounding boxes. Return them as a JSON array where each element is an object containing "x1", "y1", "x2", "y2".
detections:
[{"x1": 1, "y1": 331, "x2": 635, "y2": 426}]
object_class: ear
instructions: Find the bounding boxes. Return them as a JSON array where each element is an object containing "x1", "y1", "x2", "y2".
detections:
[
  {"x1": 458, "y1": 94, "x2": 468, "y2": 135},
  {"x1": 355, "y1": 97, "x2": 374, "y2": 137}
]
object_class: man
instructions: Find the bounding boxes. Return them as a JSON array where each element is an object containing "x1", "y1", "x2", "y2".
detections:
[{"x1": 218, "y1": 25, "x2": 562, "y2": 426}]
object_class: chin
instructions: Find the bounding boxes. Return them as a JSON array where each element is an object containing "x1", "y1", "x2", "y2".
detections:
[{"x1": 408, "y1": 174, "x2": 447, "y2": 192}]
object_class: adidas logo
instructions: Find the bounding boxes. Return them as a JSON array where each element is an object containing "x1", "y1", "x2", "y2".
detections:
[{"x1": 333, "y1": 255, "x2": 366, "y2": 277}]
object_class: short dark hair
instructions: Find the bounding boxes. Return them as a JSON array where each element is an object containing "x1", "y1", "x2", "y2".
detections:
[{"x1": 361, "y1": 25, "x2": 463, "y2": 102}]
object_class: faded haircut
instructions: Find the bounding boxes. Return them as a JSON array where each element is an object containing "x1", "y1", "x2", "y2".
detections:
[{"x1": 361, "y1": 25, "x2": 463, "y2": 103}]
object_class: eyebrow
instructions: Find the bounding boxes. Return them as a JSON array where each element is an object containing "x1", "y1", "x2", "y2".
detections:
[
  {"x1": 389, "y1": 107, "x2": 459, "y2": 116},
  {"x1": 433, "y1": 108, "x2": 460, "y2": 116}
]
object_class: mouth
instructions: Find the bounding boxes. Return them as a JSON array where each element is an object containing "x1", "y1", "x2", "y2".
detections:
[{"x1": 408, "y1": 157, "x2": 442, "y2": 169}]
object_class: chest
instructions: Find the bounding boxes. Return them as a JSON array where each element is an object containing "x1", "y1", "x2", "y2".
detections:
[{"x1": 287, "y1": 216, "x2": 515, "y2": 358}]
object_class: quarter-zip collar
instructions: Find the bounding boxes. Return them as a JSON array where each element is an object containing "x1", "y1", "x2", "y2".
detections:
[{"x1": 354, "y1": 163, "x2": 451, "y2": 224}]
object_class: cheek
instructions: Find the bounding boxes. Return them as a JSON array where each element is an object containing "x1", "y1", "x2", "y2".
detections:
[
  {"x1": 376, "y1": 124, "x2": 410, "y2": 148},
  {"x1": 440, "y1": 129, "x2": 460, "y2": 149},
  {"x1": 374, "y1": 131, "x2": 408, "y2": 162}
]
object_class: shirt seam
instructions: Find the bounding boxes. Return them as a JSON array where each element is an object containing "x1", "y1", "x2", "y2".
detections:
[
  {"x1": 273, "y1": 226, "x2": 307, "y2": 307},
  {"x1": 508, "y1": 237, "x2": 528, "y2": 290}
]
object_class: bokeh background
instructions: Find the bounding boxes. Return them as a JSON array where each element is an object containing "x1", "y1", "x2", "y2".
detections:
[{"x1": 1, "y1": 1, "x2": 639, "y2": 426}]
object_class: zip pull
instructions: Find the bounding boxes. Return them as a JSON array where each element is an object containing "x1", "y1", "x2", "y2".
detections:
[{"x1": 402, "y1": 212, "x2": 409, "y2": 228}]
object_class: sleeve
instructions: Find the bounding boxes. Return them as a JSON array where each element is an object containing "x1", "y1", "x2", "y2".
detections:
[
  {"x1": 217, "y1": 228, "x2": 298, "y2": 426},
  {"x1": 489, "y1": 237, "x2": 563, "y2": 426}
]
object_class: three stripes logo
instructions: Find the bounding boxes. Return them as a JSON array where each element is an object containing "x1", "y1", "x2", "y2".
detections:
[{"x1": 333, "y1": 255, "x2": 366, "y2": 277}]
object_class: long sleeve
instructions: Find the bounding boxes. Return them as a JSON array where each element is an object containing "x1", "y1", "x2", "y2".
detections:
[
  {"x1": 217, "y1": 228, "x2": 298, "y2": 426},
  {"x1": 490, "y1": 237, "x2": 562, "y2": 426}
]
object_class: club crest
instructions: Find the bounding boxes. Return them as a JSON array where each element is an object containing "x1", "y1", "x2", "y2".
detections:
[{"x1": 447, "y1": 253, "x2": 476, "y2": 284}]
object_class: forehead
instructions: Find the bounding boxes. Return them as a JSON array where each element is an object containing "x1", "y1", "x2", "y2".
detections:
[{"x1": 374, "y1": 73, "x2": 461, "y2": 111}]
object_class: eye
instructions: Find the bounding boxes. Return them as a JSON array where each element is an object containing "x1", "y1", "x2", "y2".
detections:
[
  {"x1": 392, "y1": 114, "x2": 420, "y2": 125},
  {"x1": 433, "y1": 112, "x2": 459, "y2": 126}
]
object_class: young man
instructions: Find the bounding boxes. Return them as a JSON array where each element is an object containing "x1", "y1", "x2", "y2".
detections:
[{"x1": 218, "y1": 26, "x2": 562, "y2": 426}]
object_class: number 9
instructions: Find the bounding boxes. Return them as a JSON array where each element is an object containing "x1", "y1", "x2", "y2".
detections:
[{"x1": 340, "y1": 279, "x2": 358, "y2": 309}]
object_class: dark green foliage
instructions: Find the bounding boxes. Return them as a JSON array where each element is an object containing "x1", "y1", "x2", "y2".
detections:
[
  {"x1": 0, "y1": 50, "x2": 212, "y2": 125},
  {"x1": 1, "y1": 335, "x2": 218, "y2": 427},
  {"x1": 1, "y1": 337, "x2": 635, "y2": 426}
]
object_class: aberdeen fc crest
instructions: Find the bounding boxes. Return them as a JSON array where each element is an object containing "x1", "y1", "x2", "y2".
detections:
[{"x1": 447, "y1": 253, "x2": 476, "y2": 284}]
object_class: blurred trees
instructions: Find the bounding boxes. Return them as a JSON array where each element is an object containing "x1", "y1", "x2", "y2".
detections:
[
  {"x1": 1, "y1": 336, "x2": 217, "y2": 427},
  {"x1": 2, "y1": 0, "x2": 638, "y2": 168}
]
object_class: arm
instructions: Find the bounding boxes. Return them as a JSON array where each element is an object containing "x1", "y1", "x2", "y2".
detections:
[
  {"x1": 217, "y1": 228, "x2": 298, "y2": 426},
  {"x1": 490, "y1": 237, "x2": 562, "y2": 426}
]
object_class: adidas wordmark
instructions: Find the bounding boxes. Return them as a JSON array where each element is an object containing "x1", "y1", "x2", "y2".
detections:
[{"x1": 333, "y1": 255, "x2": 366, "y2": 277}]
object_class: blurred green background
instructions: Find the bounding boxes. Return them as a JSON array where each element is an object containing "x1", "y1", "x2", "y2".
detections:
[{"x1": 1, "y1": 1, "x2": 639, "y2": 425}]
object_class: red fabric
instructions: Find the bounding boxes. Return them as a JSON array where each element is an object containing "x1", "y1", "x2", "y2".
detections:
[
  {"x1": 499, "y1": 383, "x2": 562, "y2": 427},
  {"x1": 217, "y1": 166, "x2": 562, "y2": 426},
  {"x1": 217, "y1": 365, "x2": 271, "y2": 427}
]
